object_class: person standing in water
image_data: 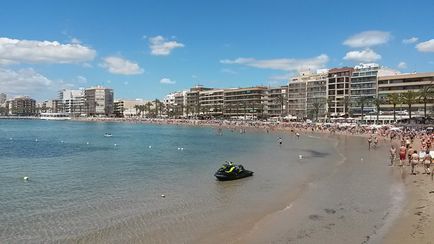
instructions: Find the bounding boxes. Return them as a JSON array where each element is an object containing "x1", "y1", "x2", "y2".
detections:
[
  {"x1": 368, "y1": 136, "x2": 372, "y2": 151},
  {"x1": 399, "y1": 144, "x2": 407, "y2": 166},
  {"x1": 389, "y1": 145, "x2": 396, "y2": 166},
  {"x1": 296, "y1": 132, "x2": 300, "y2": 140},
  {"x1": 373, "y1": 136, "x2": 378, "y2": 149}
]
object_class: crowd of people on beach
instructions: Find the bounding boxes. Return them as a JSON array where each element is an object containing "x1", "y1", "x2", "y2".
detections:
[{"x1": 388, "y1": 129, "x2": 434, "y2": 176}]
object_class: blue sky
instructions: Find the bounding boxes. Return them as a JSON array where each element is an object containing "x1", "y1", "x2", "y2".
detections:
[{"x1": 1, "y1": 0, "x2": 434, "y2": 100}]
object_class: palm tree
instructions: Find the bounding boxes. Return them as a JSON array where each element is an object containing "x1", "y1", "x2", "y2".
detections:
[
  {"x1": 251, "y1": 101, "x2": 257, "y2": 119},
  {"x1": 357, "y1": 96, "x2": 371, "y2": 124},
  {"x1": 343, "y1": 96, "x2": 351, "y2": 117},
  {"x1": 312, "y1": 102, "x2": 322, "y2": 121},
  {"x1": 418, "y1": 84, "x2": 434, "y2": 120},
  {"x1": 243, "y1": 101, "x2": 248, "y2": 120},
  {"x1": 387, "y1": 93, "x2": 401, "y2": 122},
  {"x1": 159, "y1": 102, "x2": 165, "y2": 117},
  {"x1": 372, "y1": 97, "x2": 383, "y2": 124},
  {"x1": 400, "y1": 91, "x2": 418, "y2": 123},
  {"x1": 145, "y1": 102, "x2": 153, "y2": 117},
  {"x1": 153, "y1": 99, "x2": 160, "y2": 117},
  {"x1": 134, "y1": 105, "x2": 140, "y2": 117},
  {"x1": 326, "y1": 97, "x2": 334, "y2": 120}
]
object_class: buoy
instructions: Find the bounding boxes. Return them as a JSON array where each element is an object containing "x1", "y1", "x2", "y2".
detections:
[
  {"x1": 9, "y1": 137, "x2": 13, "y2": 140},
  {"x1": 177, "y1": 147, "x2": 180, "y2": 150},
  {"x1": 86, "y1": 142, "x2": 89, "y2": 145},
  {"x1": 148, "y1": 145, "x2": 152, "y2": 149},
  {"x1": 23, "y1": 176, "x2": 29, "y2": 181},
  {"x1": 35, "y1": 139, "x2": 38, "y2": 142},
  {"x1": 114, "y1": 144, "x2": 117, "y2": 147},
  {"x1": 60, "y1": 140, "x2": 64, "y2": 143},
  {"x1": 161, "y1": 194, "x2": 166, "y2": 198},
  {"x1": 181, "y1": 148, "x2": 184, "y2": 151},
  {"x1": 299, "y1": 155, "x2": 303, "y2": 159}
]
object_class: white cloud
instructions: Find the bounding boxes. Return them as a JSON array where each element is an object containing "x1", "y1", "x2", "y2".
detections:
[
  {"x1": 149, "y1": 36, "x2": 184, "y2": 56},
  {"x1": 343, "y1": 31, "x2": 391, "y2": 48},
  {"x1": 76, "y1": 75, "x2": 88, "y2": 83},
  {"x1": 416, "y1": 39, "x2": 434, "y2": 52},
  {"x1": 343, "y1": 48, "x2": 381, "y2": 62},
  {"x1": 398, "y1": 62, "x2": 407, "y2": 69},
  {"x1": 220, "y1": 54, "x2": 329, "y2": 72},
  {"x1": 268, "y1": 73, "x2": 294, "y2": 81},
  {"x1": 0, "y1": 37, "x2": 96, "y2": 64},
  {"x1": 70, "y1": 38, "x2": 81, "y2": 44},
  {"x1": 221, "y1": 68, "x2": 237, "y2": 74},
  {"x1": 101, "y1": 56, "x2": 144, "y2": 75},
  {"x1": 0, "y1": 68, "x2": 73, "y2": 98},
  {"x1": 402, "y1": 37, "x2": 418, "y2": 44},
  {"x1": 160, "y1": 78, "x2": 176, "y2": 84}
]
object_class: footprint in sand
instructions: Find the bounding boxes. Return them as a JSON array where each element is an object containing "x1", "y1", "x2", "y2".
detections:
[
  {"x1": 324, "y1": 208, "x2": 336, "y2": 214},
  {"x1": 308, "y1": 214, "x2": 323, "y2": 221}
]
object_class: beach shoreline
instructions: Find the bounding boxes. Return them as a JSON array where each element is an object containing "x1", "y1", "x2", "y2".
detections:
[
  {"x1": 6, "y1": 117, "x2": 431, "y2": 243},
  {"x1": 73, "y1": 117, "x2": 431, "y2": 243}
]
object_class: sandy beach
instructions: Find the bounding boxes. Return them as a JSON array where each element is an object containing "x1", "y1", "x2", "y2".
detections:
[
  {"x1": 383, "y1": 173, "x2": 434, "y2": 244},
  {"x1": 383, "y1": 137, "x2": 434, "y2": 244}
]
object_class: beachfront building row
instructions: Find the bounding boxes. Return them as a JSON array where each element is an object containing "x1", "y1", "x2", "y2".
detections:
[
  {"x1": 287, "y1": 63, "x2": 433, "y2": 121},
  {"x1": 164, "y1": 85, "x2": 288, "y2": 118}
]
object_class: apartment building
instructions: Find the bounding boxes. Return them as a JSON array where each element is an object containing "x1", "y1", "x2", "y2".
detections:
[
  {"x1": 223, "y1": 87, "x2": 267, "y2": 118},
  {"x1": 6, "y1": 96, "x2": 36, "y2": 116},
  {"x1": 85, "y1": 86, "x2": 114, "y2": 116},
  {"x1": 199, "y1": 89, "x2": 224, "y2": 116},
  {"x1": 327, "y1": 67, "x2": 353, "y2": 116},
  {"x1": 185, "y1": 85, "x2": 213, "y2": 115},
  {"x1": 265, "y1": 86, "x2": 288, "y2": 117},
  {"x1": 58, "y1": 89, "x2": 86, "y2": 116},
  {"x1": 287, "y1": 71, "x2": 327, "y2": 119},
  {"x1": 378, "y1": 72, "x2": 434, "y2": 115},
  {"x1": 350, "y1": 63, "x2": 380, "y2": 115}
]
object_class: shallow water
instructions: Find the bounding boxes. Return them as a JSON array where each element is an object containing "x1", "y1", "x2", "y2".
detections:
[{"x1": 0, "y1": 120, "x2": 400, "y2": 243}]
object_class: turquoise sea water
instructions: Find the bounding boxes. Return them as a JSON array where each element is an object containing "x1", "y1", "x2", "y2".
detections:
[{"x1": 1, "y1": 120, "x2": 367, "y2": 243}]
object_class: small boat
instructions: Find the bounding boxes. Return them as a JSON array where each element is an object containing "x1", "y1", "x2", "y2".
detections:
[
  {"x1": 214, "y1": 162, "x2": 253, "y2": 181},
  {"x1": 104, "y1": 133, "x2": 112, "y2": 137}
]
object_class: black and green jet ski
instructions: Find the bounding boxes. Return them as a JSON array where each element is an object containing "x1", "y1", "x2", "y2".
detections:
[{"x1": 214, "y1": 161, "x2": 253, "y2": 181}]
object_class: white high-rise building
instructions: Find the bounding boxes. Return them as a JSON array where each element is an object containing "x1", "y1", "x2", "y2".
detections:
[{"x1": 58, "y1": 89, "x2": 86, "y2": 116}]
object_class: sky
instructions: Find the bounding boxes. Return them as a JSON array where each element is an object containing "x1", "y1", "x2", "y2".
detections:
[{"x1": 0, "y1": 0, "x2": 434, "y2": 101}]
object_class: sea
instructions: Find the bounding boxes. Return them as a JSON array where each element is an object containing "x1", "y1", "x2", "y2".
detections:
[{"x1": 0, "y1": 120, "x2": 405, "y2": 243}]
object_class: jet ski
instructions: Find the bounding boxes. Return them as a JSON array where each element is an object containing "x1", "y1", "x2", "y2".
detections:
[{"x1": 214, "y1": 161, "x2": 253, "y2": 181}]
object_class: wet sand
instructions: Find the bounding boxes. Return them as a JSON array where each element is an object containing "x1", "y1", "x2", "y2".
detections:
[
  {"x1": 233, "y1": 134, "x2": 406, "y2": 244},
  {"x1": 383, "y1": 172, "x2": 434, "y2": 244},
  {"x1": 383, "y1": 137, "x2": 434, "y2": 244}
]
